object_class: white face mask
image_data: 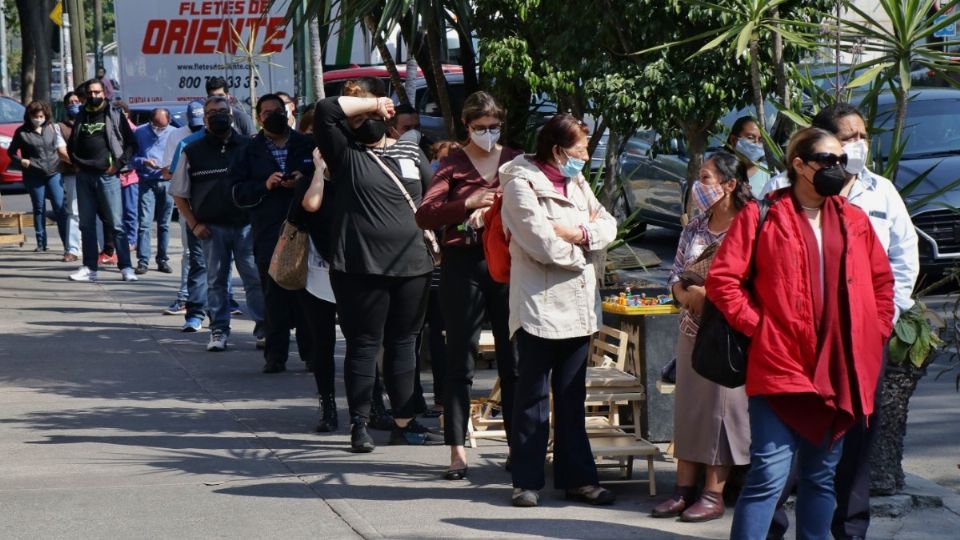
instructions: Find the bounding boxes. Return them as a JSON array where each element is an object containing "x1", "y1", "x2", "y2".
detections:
[
  {"x1": 31, "y1": 117, "x2": 44, "y2": 127},
  {"x1": 842, "y1": 139, "x2": 868, "y2": 176},
  {"x1": 470, "y1": 129, "x2": 500, "y2": 152}
]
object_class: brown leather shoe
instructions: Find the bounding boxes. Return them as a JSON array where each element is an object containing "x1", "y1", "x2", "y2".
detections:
[
  {"x1": 680, "y1": 490, "x2": 725, "y2": 522},
  {"x1": 651, "y1": 486, "x2": 696, "y2": 518}
]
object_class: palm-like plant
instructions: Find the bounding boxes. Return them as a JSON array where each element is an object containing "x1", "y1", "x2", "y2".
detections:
[{"x1": 836, "y1": 0, "x2": 960, "y2": 182}]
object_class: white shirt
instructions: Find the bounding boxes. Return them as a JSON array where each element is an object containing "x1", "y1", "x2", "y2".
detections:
[{"x1": 759, "y1": 169, "x2": 920, "y2": 321}]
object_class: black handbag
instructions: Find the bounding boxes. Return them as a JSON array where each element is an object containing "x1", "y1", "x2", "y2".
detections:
[{"x1": 691, "y1": 198, "x2": 771, "y2": 388}]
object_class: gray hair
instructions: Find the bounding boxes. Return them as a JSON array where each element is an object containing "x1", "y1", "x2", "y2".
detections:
[{"x1": 203, "y1": 95, "x2": 230, "y2": 112}]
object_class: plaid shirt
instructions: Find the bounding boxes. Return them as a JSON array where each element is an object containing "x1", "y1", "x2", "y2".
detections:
[{"x1": 264, "y1": 136, "x2": 288, "y2": 171}]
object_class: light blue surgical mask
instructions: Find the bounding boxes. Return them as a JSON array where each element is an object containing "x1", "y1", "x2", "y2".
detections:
[
  {"x1": 66, "y1": 104, "x2": 81, "y2": 117},
  {"x1": 559, "y1": 150, "x2": 586, "y2": 177},
  {"x1": 735, "y1": 138, "x2": 765, "y2": 163}
]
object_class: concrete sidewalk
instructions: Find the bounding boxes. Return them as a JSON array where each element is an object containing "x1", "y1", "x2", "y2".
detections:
[{"x1": 1, "y1": 224, "x2": 958, "y2": 538}]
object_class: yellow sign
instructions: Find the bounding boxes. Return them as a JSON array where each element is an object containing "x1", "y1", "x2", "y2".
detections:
[{"x1": 50, "y1": 2, "x2": 63, "y2": 27}]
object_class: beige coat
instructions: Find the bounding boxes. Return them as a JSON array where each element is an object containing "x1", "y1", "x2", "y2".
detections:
[{"x1": 499, "y1": 155, "x2": 617, "y2": 339}]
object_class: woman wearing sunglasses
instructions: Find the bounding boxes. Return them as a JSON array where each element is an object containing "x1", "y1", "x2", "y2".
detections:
[
  {"x1": 416, "y1": 91, "x2": 521, "y2": 480},
  {"x1": 705, "y1": 127, "x2": 894, "y2": 539}
]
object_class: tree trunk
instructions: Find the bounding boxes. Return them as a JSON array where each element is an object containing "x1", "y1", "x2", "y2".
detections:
[
  {"x1": 425, "y1": 4, "x2": 455, "y2": 139},
  {"x1": 94, "y1": 0, "x2": 103, "y2": 71},
  {"x1": 681, "y1": 125, "x2": 708, "y2": 227},
  {"x1": 309, "y1": 16, "x2": 325, "y2": 101},
  {"x1": 68, "y1": 0, "x2": 86, "y2": 84},
  {"x1": 870, "y1": 364, "x2": 925, "y2": 495},
  {"x1": 32, "y1": 0, "x2": 53, "y2": 103},
  {"x1": 600, "y1": 129, "x2": 620, "y2": 210},
  {"x1": 15, "y1": 0, "x2": 35, "y2": 103},
  {"x1": 455, "y1": 25, "x2": 478, "y2": 96},
  {"x1": 749, "y1": 38, "x2": 777, "y2": 167},
  {"x1": 773, "y1": 9, "x2": 788, "y2": 110},
  {"x1": 364, "y1": 15, "x2": 410, "y2": 107}
]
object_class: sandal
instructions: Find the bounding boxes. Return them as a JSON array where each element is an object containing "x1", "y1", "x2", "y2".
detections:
[
  {"x1": 443, "y1": 466, "x2": 468, "y2": 480},
  {"x1": 565, "y1": 485, "x2": 616, "y2": 506}
]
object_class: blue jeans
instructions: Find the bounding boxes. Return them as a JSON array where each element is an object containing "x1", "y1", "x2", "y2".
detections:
[
  {"x1": 731, "y1": 397, "x2": 844, "y2": 540},
  {"x1": 201, "y1": 224, "x2": 265, "y2": 335},
  {"x1": 184, "y1": 226, "x2": 207, "y2": 321},
  {"x1": 121, "y1": 182, "x2": 139, "y2": 248},
  {"x1": 62, "y1": 175, "x2": 81, "y2": 255},
  {"x1": 76, "y1": 171, "x2": 132, "y2": 271},
  {"x1": 24, "y1": 172, "x2": 67, "y2": 250},
  {"x1": 178, "y1": 223, "x2": 235, "y2": 304},
  {"x1": 136, "y1": 179, "x2": 174, "y2": 266}
]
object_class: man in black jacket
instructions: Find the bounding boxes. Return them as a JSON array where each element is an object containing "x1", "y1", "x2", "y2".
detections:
[
  {"x1": 67, "y1": 79, "x2": 138, "y2": 282},
  {"x1": 171, "y1": 96, "x2": 266, "y2": 353},
  {"x1": 231, "y1": 94, "x2": 316, "y2": 373}
]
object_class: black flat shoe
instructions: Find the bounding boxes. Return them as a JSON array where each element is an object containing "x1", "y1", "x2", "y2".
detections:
[{"x1": 443, "y1": 466, "x2": 468, "y2": 480}]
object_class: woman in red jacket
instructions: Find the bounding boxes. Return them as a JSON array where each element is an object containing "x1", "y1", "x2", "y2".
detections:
[{"x1": 706, "y1": 127, "x2": 894, "y2": 539}]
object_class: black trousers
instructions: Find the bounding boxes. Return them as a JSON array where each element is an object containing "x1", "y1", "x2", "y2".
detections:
[
  {"x1": 511, "y1": 329, "x2": 598, "y2": 491},
  {"x1": 421, "y1": 276, "x2": 446, "y2": 405},
  {"x1": 254, "y1": 262, "x2": 301, "y2": 366},
  {"x1": 296, "y1": 290, "x2": 337, "y2": 396},
  {"x1": 330, "y1": 270, "x2": 430, "y2": 420},
  {"x1": 439, "y1": 247, "x2": 517, "y2": 447},
  {"x1": 769, "y1": 369, "x2": 885, "y2": 539}
]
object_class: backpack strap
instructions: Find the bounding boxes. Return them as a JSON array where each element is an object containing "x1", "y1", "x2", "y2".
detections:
[{"x1": 748, "y1": 197, "x2": 773, "y2": 280}]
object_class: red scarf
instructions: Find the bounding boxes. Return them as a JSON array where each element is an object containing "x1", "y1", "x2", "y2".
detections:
[
  {"x1": 534, "y1": 160, "x2": 568, "y2": 196},
  {"x1": 768, "y1": 195, "x2": 857, "y2": 445}
]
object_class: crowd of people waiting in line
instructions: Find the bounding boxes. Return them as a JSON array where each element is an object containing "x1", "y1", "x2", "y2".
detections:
[{"x1": 8, "y1": 73, "x2": 917, "y2": 538}]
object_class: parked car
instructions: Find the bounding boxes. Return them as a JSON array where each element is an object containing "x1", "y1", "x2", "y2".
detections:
[
  {"x1": 616, "y1": 87, "x2": 960, "y2": 273},
  {"x1": 127, "y1": 101, "x2": 189, "y2": 128},
  {"x1": 0, "y1": 96, "x2": 26, "y2": 191},
  {"x1": 323, "y1": 64, "x2": 466, "y2": 141}
]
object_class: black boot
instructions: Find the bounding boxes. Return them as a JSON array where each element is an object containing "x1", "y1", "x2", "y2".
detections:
[
  {"x1": 349, "y1": 416, "x2": 375, "y2": 453},
  {"x1": 315, "y1": 394, "x2": 338, "y2": 433}
]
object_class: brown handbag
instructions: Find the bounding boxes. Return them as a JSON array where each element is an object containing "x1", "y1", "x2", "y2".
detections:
[{"x1": 268, "y1": 220, "x2": 310, "y2": 291}]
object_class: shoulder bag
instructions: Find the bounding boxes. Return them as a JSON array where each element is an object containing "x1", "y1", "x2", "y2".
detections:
[
  {"x1": 691, "y1": 198, "x2": 772, "y2": 388},
  {"x1": 365, "y1": 148, "x2": 442, "y2": 266},
  {"x1": 268, "y1": 196, "x2": 310, "y2": 290}
]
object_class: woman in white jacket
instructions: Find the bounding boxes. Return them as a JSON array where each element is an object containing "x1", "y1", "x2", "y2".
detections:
[{"x1": 500, "y1": 113, "x2": 618, "y2": 507}]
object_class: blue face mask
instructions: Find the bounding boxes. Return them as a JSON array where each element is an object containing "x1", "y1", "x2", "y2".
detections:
[
  {"x1": 66, "y1": 104, "x2": 81, "y2": 117},
  {"x1": 559, "y1": 150, "x2": 586, "y2": 177},
  {"x1": 430, "y1": 160, "x2": 440, "y2": 173}
]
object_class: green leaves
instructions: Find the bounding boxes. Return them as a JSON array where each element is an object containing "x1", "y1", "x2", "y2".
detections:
[{"x1": 889, "y1": 303, "x2": 943, "y2": 368}]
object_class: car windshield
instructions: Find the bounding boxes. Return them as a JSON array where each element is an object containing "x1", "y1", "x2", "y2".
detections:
[
  {"x1": 875, "y1": 98, "x2": 960, "y2": 159},
  {"x1": 0, "y1": 98, "x2": 25, "y2": 123}
]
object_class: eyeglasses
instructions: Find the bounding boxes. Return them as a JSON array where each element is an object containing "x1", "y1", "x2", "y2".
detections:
[
  {"x1": 802, "y1": 152, "x2": 848, "y2": 168},
  {"x1": 470, "y1": 124, "x2": 501, "y2": 135}
]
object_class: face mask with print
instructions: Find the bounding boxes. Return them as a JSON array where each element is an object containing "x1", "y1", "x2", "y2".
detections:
[
  {"x1": 842, "y1": 140, "x2": 868, "y2": 176},
  {"x1": 692, "y1": 181, "x2": 726, "y2": 213},
  {"x1": 559, "y1": 150, "x2": 585, "y2": 177},
  {"x1": 31, "y1": 117, "x2": 44, "y2": 127},
  {"x1": 470, "y1": 129, "x2": 500, "y2": 152},
  {"x1": 735, "y1": 138, "x2": 765, "y2": 163}
]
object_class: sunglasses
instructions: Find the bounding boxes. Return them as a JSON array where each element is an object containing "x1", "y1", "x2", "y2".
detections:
[{"x1": 803, "y1": 152, "x2": 848, "y2": 168}]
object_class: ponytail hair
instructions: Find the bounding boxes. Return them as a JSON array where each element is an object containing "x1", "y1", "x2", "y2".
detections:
[{"x1": 707, "y1": 151, "x2": 754, "y2": 210}]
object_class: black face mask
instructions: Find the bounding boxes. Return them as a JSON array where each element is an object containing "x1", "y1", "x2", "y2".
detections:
[
  {"x1": 353, "y1": 117, "x2": 387, "y2": 145},
  {"x1": 87, "y1": 97, "x2": 104, "y2": 108},
  {"x1": 812, "y1": 165, "x2": 846, "y2": 197},
  {"x1": 208, "y1": 113, "x2": 232, "y2": 135},
  {"x1": 262, "y1": 110, "x2": 288, "y2": 134}
]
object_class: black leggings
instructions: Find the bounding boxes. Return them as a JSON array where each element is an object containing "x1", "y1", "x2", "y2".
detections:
[
  {"x1": 296, "y1": 290, "x2": 337, "y2": 396},
  {"x1": 440, "y1": 247, "x2": 516, "y2": 447},
  {"x1": 330, "y1": 270, "x2": 430, "y2": 421}
]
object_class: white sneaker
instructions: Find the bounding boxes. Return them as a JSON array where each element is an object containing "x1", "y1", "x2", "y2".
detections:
[
  {"x1": 207, "y1": 331, "x2": 227, "y2": 352},
  {"x1": 69, "y1": 267, "x2": 97, "y2": 282},
  {"x1": 120, "y1": 267, "x2": 139, "y2": 282}
]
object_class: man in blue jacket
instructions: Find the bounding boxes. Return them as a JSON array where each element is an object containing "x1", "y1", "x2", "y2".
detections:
[
  {"x1": 133, "y1": 108, "x2": 175, "y2": 274},
  {"x1": 231, "y1": 94, "x2": 316, "y2": 373}
]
